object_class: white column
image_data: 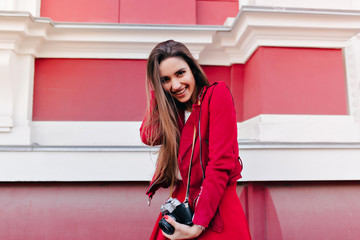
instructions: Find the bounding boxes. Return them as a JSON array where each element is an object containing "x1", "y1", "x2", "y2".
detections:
[
  {"x1": 0, "y1": 50, "x2": 34, "y2": 145},
  {"x1": 344, "y1": 35, "x2": 360, "y2": 138},
  {"x1": 0, "y1": 51, "x2": 14, "y2": 133}
]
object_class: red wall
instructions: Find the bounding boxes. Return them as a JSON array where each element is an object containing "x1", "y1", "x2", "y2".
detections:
[
  {"x1": 33, "y1": 47, "x2": 347, "y2": 122},
  {"x1": 40, "y1": 0, "x2": 238, "y2": 25},
  {"x1": 0, "y1": 182, "x2": 167, "y2": 240},
  {"x1": 243, "y1": 47, "x2": 347, "y2": 120},
  {"x1": 1, "y1": 182, "x2": 359, "y2": 240},
  {"x1": 33, "y1": 59, "x2": 147, "y2": 121},
  {"x1": 244, "y1": 182, "x2": 360, "y2": 240},
  {"x1": 40, "y1": 0, "x2": 120, "y2": 23},
  {"x1": 196, "y1": 0, "x2": 239, "y2": 25}
]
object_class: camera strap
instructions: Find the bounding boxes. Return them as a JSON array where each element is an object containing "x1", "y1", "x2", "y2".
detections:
[{"x1": 184, "y1": 93, "x2": 202, "y2": 204}]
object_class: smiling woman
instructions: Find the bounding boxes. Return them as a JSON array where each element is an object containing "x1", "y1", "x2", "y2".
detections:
[
  {"x1": 159, "y1": 57, "x2": 196, "y2": 111},
  {"x1": 140, "y1": 40, "x2": 251, "y2": 240}
]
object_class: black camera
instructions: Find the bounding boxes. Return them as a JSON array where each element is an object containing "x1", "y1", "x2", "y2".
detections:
[{"x1": 158, "y1": 198, "x2": 194, "y2": 235}]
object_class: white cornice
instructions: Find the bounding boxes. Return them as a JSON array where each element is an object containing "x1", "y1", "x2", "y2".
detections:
[
  {"x1": 2, "y1": 7, "x2": 360, "y2": 64},
  {"x1": 0, "y1": 143, "x2": 359, "y2": 182}
]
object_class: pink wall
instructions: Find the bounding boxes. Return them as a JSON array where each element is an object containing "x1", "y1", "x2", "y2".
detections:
[
  {"x1": 243, "y1": 47, "x2": 347, "y2": 120},
  {"x1": 202, "y1": 64, "x2": 245, "y2": 121},
  {"x1": 33, "y1": 59, "x2": 147, "y2": 121},
  {"x1": 33, "y1": 47, "x2": 347, "y2": 121},
  {"x1": 40, "y1": 0, "x2": 120, "y2": 23},
  {"x1": 119, "y1": 0, "x2": 196, "y2": 24},
  {"x1": 245, "y1": 182, "x2": 360, "y2": 240},
  {"x1": 40, "y1": 0, "x2": 238, "y2": 25},
  {"x1": 32, "y1": 60, "x2": 234, "y2": 121},
  {"x1": 0, "y1": 182, "x2": 168, "y2": 240},
  {"x1": 196, "y1": 0, "x2": 239, "y2": 25},
  {"x1": 1, "y1": 182, "x2": 359, "y2": 240}
]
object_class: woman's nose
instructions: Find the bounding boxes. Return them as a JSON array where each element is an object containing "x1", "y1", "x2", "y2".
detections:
[{"x1": 171, "y1": 78, "x2": 181, "y2": 90}]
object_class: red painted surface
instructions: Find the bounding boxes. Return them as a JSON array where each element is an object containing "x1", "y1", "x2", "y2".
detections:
[
  {"x1": 230, "y1": 64, "x2": 245, "y2": 122},
  {"x1": 241, "y1": 182, "x2": 360, "y2": 240},
  {"x1": 40, "y1": 0, "x2": 237, "y2": 25},
  {"x1": 40, "y1": 0, "x2": 120, "y2": 23},
  {"x1": 119, "y1": 0, "x2": 196, "y2": 24},
  {"x1": 202, "y1": 65, "x2": 244, "y2": 121},
  {"x1": 243, "y1": 47, "x2": 348, "y2": 120},
  {"x1": 33, "y1": 61, "x2": 234, "y2": 121},
  {"x1": 196, "y1": 1, "x2": 239, "y2": 25},
  {"x1": 33, "y1": 59, "x2": 147, "y2": 121},
  {"x1": 202, "y1": 65, "x2": 231, "y2": 86},
  {"x1": 0, "y1": 182, "x2": 168, "y2": 240},
  {"x1": 2, "y1": 182, "x2": 359, "y2": 240},
  {"x1": 265, "y1": 183, "x2": 360, "y2": 240}
]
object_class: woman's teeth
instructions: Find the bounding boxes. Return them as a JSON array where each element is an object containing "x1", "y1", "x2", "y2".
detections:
[{"x1": 175, "y1": 88, "x2": 186, "y2": 95}]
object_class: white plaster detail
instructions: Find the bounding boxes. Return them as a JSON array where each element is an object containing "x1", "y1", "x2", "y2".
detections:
[
  {"x1": 0, "y1": 50, "x2": 14, "y2": 133},
  {"x1": 31, "y1": 121, "x2": 144, "y2": 146},
  {"x1": 238, "y1": 115, "x2": 360, "y2": 142},
  {"x1": 239, "y1": 146, "x2": 360, "y2": 182},
  {"x1": 0, "y1": 148, "x2": 158, "y2": 181},
  {"x1": 0, "y1": 50, "x2": 33, "y2": 144},
  {"x1": 2, "y1": 7, "x2": 360, "y2": 65},
  {"x1": 344, "y1": 35, "x2": 360, "y2": 139},
  {"x1": 0, "y1": 143, "x2": 359, "y2": 181},
  {"x1": 239, "y1": 0, "x2": 360, "y2": 11}
]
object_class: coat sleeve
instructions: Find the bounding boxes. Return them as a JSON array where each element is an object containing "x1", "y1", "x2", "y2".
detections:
[
  {"x1": 139, "y1": 91, "x2": 162, "y2": 146},
  {"x1": 192, "y1": 82, "x2": 238, "y2": 228}
]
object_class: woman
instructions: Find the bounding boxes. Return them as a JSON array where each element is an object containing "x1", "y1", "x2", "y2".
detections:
[{"x1": 140, "y1": 40, "x2": 251, "y2": 240}]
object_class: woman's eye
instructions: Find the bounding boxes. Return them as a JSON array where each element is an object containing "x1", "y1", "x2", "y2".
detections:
[
  {"x1": 161, "y1": 77, "x2": 170, "y2": 83},
  {"x1": 177, "y1": 70, "x2": 185, "y2": 76}
]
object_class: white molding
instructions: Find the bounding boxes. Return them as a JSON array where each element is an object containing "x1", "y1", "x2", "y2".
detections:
[
  {"x1": 0, "y1": 143, "x2": 359, "y2": 182},
  {"x1": 239, "y1": 146, "x2": 360, "y2": 182},
  {"x1": 344, "y1": 35, "x2": 360, "y2": 139},
  {"x1": 239, "y1": 0, "x2": 360, "y2": 11},
  {"x1": 31, "y1": 121, "x2": 144, "y2": 146},
  {"x1": 0, "y1": 51, "x2": 34, "y2": 144},
  {"x1": 0, "y1": 147, "x2": 158, "y2": 181},
  {"x1": 238, "y1": 114, "x2": 360, "y2": 142},
  {"x1": 32, "y1": 117, "x2": 360, "y2": 146},
  {"x1": 0, "y1": 50, "x2": 14, "y2": 133},
  {"x1": 209, "y1": 6, "x2": 360, "y2": 65},
  {"x1": 1, "y1": 7, "x2": 360, "y2": 64}
]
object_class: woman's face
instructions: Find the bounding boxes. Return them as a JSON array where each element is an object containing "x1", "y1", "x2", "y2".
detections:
[{"x1": 159, "y1": 57, "x2": 196, "y2": 109}]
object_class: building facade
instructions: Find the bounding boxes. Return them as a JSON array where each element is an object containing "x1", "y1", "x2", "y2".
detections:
[{"x1": 1, "y1": 0, "x2": 360, "y2": 239}]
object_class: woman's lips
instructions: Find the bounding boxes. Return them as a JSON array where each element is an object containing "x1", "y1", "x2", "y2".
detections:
[{"x1": 173, "y1": 87, "x2": 187, "y2": 97}]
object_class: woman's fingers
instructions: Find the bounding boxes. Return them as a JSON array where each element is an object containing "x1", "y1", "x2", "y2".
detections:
[
  {"x1": 162, "y1": 216, "x2": 196, "y2": 240},
  {"x1": 164, "y1": 215, "x2": 178, "y2": 227}
]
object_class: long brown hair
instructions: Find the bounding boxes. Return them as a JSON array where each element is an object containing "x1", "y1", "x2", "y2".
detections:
[{"x1": 144, "y1": 40, "x2": 210, "y2": 188}]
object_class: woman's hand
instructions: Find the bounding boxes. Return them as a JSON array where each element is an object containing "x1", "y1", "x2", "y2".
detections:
[{"x1": 162, "y1": 215, "x2": 203, "y2": 240}]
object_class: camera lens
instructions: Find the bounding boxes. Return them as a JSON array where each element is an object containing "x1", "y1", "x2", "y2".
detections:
[{"x1": 159, "y1": 217, "x2": 175, "y2": 235}]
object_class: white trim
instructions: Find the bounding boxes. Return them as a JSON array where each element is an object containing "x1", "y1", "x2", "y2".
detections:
[
  {"x1": 31, "y1": 121, "x2": 144, "y2": 146},
  {"x1": 0, "y1": 147, "x2": 158, "y2": 181},
  {"x1": 237, "y1": 114, "x2": 360, "y2": 142},
  {"x1": 344, "y1": 35, "x2": 360, "y2": 137},
  {"x1": 239, "y1": 146, "x2": 360, "y2": 182},
  {"x1": 32, "y1": 117, "x2": 360, "y2": 146},
  {"x1": 239, "y1": 0, "x2": 360, "y2": 11},
  {"x1": 2, "y1": 7, "x2": 360, "y2": 64},
  {"x1": 0, "y1": 143, "x2": 359, "y2": 182}
]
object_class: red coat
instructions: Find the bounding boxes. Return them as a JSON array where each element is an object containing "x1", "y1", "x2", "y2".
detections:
[{"x1": 140, "y1": 81, "x2": 243, "y2": 231}]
